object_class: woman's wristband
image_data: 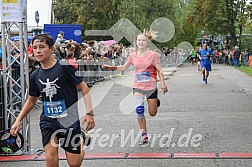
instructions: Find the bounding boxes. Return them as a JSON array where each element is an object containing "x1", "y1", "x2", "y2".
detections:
[{"x1": 86, "y1": 112, "x2": 95, "y2": 116}]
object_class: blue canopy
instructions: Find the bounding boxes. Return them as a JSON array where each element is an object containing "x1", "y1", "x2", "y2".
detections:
[{"x1": 11, "y1": 36, "x2": 34, "y2": 42}]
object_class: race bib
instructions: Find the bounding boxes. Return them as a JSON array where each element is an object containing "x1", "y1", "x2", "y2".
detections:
[
  {"x1": 43, "y1": 100, "x2": 67, "y2": 118},
  {"x1": 202, "y1": 54, "x2": 208, "y2": 59},
  {"x1": 136, "y1": 71, "x2": 150, "y2": 82}
]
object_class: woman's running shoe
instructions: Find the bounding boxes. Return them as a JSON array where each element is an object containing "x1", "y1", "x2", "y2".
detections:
[{"x1": 139, "y1": 133, "x2": 149, "y2": 147}]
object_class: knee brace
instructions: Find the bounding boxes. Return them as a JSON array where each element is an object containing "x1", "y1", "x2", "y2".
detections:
[{"x1": 134, "y1": 96, "x2": 145, "y2": 118}]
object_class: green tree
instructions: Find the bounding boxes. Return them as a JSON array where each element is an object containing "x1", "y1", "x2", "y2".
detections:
[
  {"x1": 53, "y1": 0, "x2": 79, "y2": 24},
  {"x1": 204, "y1": 0, "x2": 229, "y2": 35},
  {"x1": 51, "y1": 0, "x2": 252, "y2": 64}
]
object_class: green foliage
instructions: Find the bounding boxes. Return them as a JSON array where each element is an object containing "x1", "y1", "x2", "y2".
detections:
[
  {"x1": 193, "y1": 0, "x2": 229, "y2": 35},
  {"x1": 54, "y1": 0, "x2": 192, "y2": 48},
  {"x1": 205, "y1": 0, "x2": 229, "y2": 35},
  {"x1": 237, "y1": 66, "x2": 252, "y2": 77},
  {"x1": 192, "y1": 0, "x2": 252, "y2": 48},
  {"x1": 52, "y1": 0, "x2": 252, "y2": 49},
  {"x1": 54, "y1": 0, "x2": 79, "y2": 24}
]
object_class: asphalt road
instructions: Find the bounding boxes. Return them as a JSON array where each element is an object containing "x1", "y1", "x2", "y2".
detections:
[{"x1": 1, "y1": 63, "x2": 252, "y2": 167}]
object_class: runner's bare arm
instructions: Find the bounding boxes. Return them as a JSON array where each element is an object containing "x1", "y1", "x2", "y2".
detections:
[
  {"x1": 102, "y1": 61, "x2": 132, "y2": 71},
  {"x1": 155, "y1": 63, "x2": 168, "y2": 94},
  {"x1": 76, "y1": 81, "x2": 95, "y2": 131},
  {"x1": 208, "y1": 51, "x2": 214, "y2": 57},
  {"x1": 10, "y1": 96, "x2": 38, "y2": 136},
  {"x1": 155, "y1": 63, "x2": 165, "y2": 82}
]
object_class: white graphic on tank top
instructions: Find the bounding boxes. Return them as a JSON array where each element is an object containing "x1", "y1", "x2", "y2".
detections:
[{"x1": 39, "y1": 78, "x2": 60, "y2": 102}]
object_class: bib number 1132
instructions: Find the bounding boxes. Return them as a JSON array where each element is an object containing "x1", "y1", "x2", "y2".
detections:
[{"x1": 43, "y1": 100, "x2": 67, "y2": 118}]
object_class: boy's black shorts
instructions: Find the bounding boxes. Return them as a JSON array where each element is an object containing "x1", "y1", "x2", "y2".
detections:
[{"x1": 40, "y1": 114, "x2": 81, "y2": 154}]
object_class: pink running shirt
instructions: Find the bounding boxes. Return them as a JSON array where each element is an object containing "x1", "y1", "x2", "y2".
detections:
[{"x1": 125, "y1": 50, "x2": 160, "y2": 90}]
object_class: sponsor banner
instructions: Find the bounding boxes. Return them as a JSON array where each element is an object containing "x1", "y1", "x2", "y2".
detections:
[{"x1": 1, "y1": 0, "x2": 26, "y2": 23}]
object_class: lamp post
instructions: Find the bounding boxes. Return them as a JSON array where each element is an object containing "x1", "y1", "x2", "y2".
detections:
[{"x1": 201, "y1": 29, "x2": 205, "y2": 47}]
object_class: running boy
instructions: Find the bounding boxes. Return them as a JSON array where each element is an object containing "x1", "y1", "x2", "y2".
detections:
[{"x1": 10, "y1": 34, "x2": 95, "y2": 167}]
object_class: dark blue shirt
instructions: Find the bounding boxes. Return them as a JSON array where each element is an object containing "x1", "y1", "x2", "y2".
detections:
[
  {"x1": 29, "y1": 62, "x2": 83, "y2": 122},
  {"x1": 199, "y1": 48, "x2": 213, "y2": 64}
]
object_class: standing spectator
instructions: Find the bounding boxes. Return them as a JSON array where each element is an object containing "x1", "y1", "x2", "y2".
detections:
[
  {"x1": 65, "y1": 43, "x2": 72, "y2": 55},
  {"x1": 233, "y1": 46, "x2": 241, "y2": 67},
  {"x1": 28, "y1": 43, "x2": 33, "y2": 54},
  {"x1": 196, "y1": 46, "x2": 201, "y2": 72},
  {"x1": 105, "y1": 50, "x2": 114, "y2": 60},
  {"x1": 55, "y1": 33, "x2": 64, "y2": 44},
  {"x1": 244, "y1": 48, "x2": 249, "y2": 67},
  {"x1": 214, "y1": 49, "x2": 219, "y2": 64},
  {"x1": 230, "y1": 47, "x2": 235, "y2": 66},
  {"x1": 66, "y1": 52, "x2": 78, "y2": 70},
  {"x1": 223, "y1": 47, "x2": 229, "y2": 65},
  {"x1": 217, "y1": 34, "x2": 222, "y2": 45},
  {"x1": 54, "y1": 43, "x2": 67, "y2": 60}
]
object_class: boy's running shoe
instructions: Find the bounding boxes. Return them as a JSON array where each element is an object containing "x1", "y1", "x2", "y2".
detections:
[{"x1": 205, "y1": 78, "x2": 208, "y2": 84}]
